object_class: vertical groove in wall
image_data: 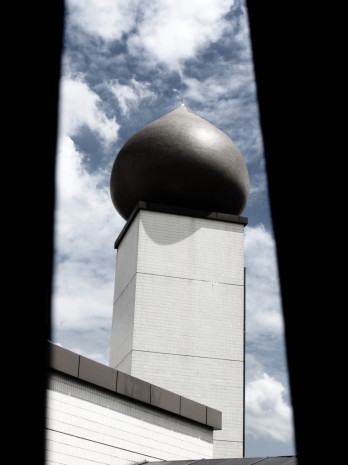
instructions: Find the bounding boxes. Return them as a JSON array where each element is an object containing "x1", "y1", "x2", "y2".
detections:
[{"x1": 243, "y1": 266, "x2": 246, "y2": 458}]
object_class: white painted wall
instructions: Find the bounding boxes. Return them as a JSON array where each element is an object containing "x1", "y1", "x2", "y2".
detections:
[
  {"x1": 110, "y1": 209, "x2": 245, "y2": 458},
  {"x1": 46, "y1": 372, "x2": 213, "y2": 464}
]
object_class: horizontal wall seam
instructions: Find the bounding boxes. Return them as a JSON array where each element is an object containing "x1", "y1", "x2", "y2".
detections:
[
  {"x1": 46, "y1": 427, "x2": 165, "y2": 461},
  {"x1": 213, "y1": 439, "x2": 243, "y2": 443},
  {"x1": 133, "y1": 349, "x2": 243, "y2": 363},
  {"x1": 136, "y1": 271, "x2": 244, "y2": 287},
  {"x1": 114, "y1": 270, "x2": 244, "y2": 305}
]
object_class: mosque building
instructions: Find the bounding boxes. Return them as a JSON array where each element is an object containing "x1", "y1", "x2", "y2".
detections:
[
  {"x1": 108, "y1": 104, "x2": 249, "y2": 458},
  {"x1": 45, "y1": 105, "x2": 296, "y2": 464}
]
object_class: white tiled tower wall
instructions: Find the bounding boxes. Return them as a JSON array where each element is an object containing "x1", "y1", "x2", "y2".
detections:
[{"x1": 110, "y1": 210, "x2": 245, "y2": 458}]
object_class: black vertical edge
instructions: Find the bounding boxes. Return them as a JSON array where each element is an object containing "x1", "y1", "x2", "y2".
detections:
[
  {"x1": 116, "y1": 369, "x2": 119, "y2": 391},
  {"x1": 243, "y1": 266, "x2": 246, "y2": 458},
  {"x1": 77, "y1": 355, "x2": 81, "y2": 378},
  {"x1": 245, "y1": 2, "x2": 332, "y2": 461},
  {"x1": 4, "y1": 2, "x2": 65, "y2": 463}
]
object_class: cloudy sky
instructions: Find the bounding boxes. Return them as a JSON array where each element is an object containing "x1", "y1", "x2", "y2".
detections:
[{"x1": 51, "y1": 0, "x2": 295, "y2": 458}]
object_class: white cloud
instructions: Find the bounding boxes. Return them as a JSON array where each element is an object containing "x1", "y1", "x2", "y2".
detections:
[
  {"x1": 245, "y1": 225, "x2": 284, "y2": 340},
  {"x1": 128, "y1": 0, "x2": 235, "y2": 70},
  {"x1": 245, "y1": 352, "x2": 266, "y2": 384},
  {"x1": 182, "y1": 62, "x2": 251, "y2": 98},
  {"x1": 183, "y1": 74, "x2": 243, "y2": 105},
  {"x1": 108, "y1": 78, "x2": 156, "y2": 115},
  {"x1": 67, "y1": 0, "x2": 138, "y2": 41},
  {"x1": 181, "y1": 69, "x2": 263, "y2": 165},
  {"x1": 53, "y1": 135, "x2": 125, "y2": 334},
  {"x1": 58, "y1": 75, "x2": 119, "y2": 146},
  {"x1": 66, "y1": 0, "x2": 236, "y2": 72},
  {"x1": 249, "y1": 172, "x2": 267, "y2": 204},
  {"x1": 245, "y1": 373, "x2": 294, "y2": 443}
]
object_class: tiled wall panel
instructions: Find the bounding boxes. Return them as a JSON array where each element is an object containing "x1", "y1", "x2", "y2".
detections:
[
  {"x1": 109, "y1": 209, "x2": 245, "y2": 458},
  {"x1": 45, "y1": 373, "x2": 213, "y2": 464}
]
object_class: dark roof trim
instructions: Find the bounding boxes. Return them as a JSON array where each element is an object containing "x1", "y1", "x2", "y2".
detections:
[
  {"x1": 145, "y1": 457, "x2": 297, "y2": 465},
  {"x1": 48, "y1": 341, "x2": 222, "y2": 430},
  {"x1": 114, "y1": 201, "x2": 248, "y2": 249}
]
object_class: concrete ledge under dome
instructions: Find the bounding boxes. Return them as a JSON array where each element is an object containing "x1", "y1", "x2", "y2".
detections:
[
  {"x1": 48, "y1": 341, "x2": 222, "y2": 430},
  {"x1": 114, "y1": 201, "x2": 248, "y2": 249}
]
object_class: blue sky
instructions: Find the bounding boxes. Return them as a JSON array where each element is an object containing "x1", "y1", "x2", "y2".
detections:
[{"x1": 51, "y1": 0, "x2": 295, "y2": 458}]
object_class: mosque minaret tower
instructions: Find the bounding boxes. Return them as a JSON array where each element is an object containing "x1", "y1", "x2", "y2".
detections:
[{"x1": 109, "y1": 104, "x2": 249, "y2": 458}]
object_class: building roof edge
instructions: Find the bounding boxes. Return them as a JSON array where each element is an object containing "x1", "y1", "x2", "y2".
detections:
[{"x1": 47, "y1": 341, "x2": 222, "y2": 430}]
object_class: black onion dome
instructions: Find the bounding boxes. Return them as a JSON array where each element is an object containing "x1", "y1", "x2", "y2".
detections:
[{"x1": 110, "y1": 105, "x2": 250, "y2": 220}]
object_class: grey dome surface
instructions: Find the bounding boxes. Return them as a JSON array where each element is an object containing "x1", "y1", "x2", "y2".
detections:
[{"x1": 110, "y1": 105, "x2": 250, "y2": 220}]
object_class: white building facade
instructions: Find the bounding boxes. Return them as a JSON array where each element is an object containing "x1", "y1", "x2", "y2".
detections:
[
  {"x1": 110, "y1": 202, "x2": 247, "y2": 457},
  {"x1": 46, "y1": 342, "x2": 220, "y2": 464},
  {"x1": 47, "y1": 105, "x2": 250, "y2": 462}
]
